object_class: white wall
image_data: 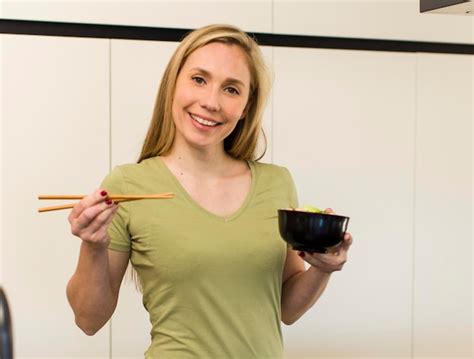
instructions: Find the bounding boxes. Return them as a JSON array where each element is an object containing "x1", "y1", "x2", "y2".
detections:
[
  {"x1": 0, "y1": 1, "x2": 472, "y2": 358},
  {"x1": 1, "y1": 34, "x2": 111, "y2": 357}
]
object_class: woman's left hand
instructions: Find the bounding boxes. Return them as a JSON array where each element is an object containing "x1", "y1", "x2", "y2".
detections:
[{"x1": 298, "y1": 208, "x2": 353, "y2": 274}]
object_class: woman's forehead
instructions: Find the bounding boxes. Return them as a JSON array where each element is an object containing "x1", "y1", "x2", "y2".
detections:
[{"x1": 182, "y1": 42, "x2": 251, "y2": 86}]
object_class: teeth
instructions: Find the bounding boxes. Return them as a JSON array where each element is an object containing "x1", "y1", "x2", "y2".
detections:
[{"x1": 190, "y1": 114, "x2": 219, "y2": 127}]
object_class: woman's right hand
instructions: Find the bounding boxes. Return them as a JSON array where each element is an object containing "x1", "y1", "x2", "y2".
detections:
[
  {"x1": 68, "y1": 189, "x2": 119, "y2": 249},
  {"x1": 66, "y1": 189, "x2": 127, "y2": 335}
]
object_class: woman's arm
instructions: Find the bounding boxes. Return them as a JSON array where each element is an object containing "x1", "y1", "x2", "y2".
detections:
[
  {"x1": 67, "y1": 247, "x2": 129, "y2": 335},
  {"x1": 65, "y1": 189, "x2": 128, "y2": 335},
  {"x1": 281, "y1": 232, "x2": 352, "y2": 325}
]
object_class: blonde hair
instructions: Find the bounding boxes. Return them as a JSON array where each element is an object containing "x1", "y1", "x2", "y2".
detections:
[{"x1": 138, "y1": 24, "x2": 271, "y2": 162}]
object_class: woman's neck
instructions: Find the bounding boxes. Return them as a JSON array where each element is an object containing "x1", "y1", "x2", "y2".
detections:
[{"x1": 162, "y1": 143, "x2": 238, "y2": 178}]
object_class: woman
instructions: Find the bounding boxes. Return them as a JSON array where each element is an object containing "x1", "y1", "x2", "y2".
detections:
[{"x1": 66, "y1": 24, "x2": 352, "y2": 358}]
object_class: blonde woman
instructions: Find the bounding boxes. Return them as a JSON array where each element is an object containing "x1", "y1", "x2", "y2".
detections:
[{"x1": 66, "y1": 24, "x2": 352, "y2": 358}]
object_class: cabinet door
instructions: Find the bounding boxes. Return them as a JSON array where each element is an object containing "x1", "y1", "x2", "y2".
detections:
[
  {"x1": 414, "y1": 53, "x2": 472, "y2": 358},
  {"x1": 273, "y1": 47, "x2": 416, "y2": 358},
  {"x1": 274, "y1": 1, "x2": 472, "y2": 44},
  {"x1": 110, "y1": 39, "x2": 177, "y2": 358},
  {"x1": 1, "y1": 34, "x2": 110, "y2": 357},
  {"x1": 0, "y1": 1, "x2": 273, "y2": 33}
]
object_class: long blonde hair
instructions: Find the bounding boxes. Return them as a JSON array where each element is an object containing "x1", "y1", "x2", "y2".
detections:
[{"x1": 138, "y1": 24, "x2": 271, "y2": 162}]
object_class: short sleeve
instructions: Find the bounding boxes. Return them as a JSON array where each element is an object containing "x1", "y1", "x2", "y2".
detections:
[
  {"x1": 100, "y1": 166, "x2": 131, "y2": 252},
  {"x1": 282, "y1": 167, "x2": 299, "y2": 209}
]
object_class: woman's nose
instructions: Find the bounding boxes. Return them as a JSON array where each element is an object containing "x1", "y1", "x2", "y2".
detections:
[{"x1": 200, "y1": 87, "x2": 221, "y2": 112}]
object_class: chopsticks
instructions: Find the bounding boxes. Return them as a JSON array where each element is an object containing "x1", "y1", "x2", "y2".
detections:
[{"x1": 37, "y1": 193, "x2": 174, "y2": 213}]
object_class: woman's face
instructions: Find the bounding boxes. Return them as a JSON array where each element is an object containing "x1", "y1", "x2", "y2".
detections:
[{"x1": 171, "y1": 42, "x2": 251, "y2": 152}]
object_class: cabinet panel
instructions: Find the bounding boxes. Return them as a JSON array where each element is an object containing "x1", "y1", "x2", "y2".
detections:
[
  {"x1": 110, "y1": 40, "x2": 177, "y2": 357},
  {"x1": 273, "y1": 47, "x2": 415, "y2": 357},
  {"x1": 414, "y1": 53, "x2": 472, "y2": 357},
  {"x1": 1, "y1": 34, "x2": 110, "y2": 357},
  {"x1": 274, "y1": 0, "x2": 472, "y2": 44},
  {"x1": 1, "y1": 1, "x2": 273, "y2": 33}
]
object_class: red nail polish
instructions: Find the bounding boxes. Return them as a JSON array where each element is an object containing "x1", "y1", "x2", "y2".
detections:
[
  {"x1": 101, "y1": 190, "x2": 108, "y2": 197},
  {"x1": 106, "y1": 200, "x2": 113, "y2": 205},
  {"x1": 298, "y1": 251, "x2": 305, "y2": 257}
]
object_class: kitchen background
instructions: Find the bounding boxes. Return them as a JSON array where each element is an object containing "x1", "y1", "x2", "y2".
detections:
[{"x1": 0, "y1": 0, "x2": 472, "y2": 358}]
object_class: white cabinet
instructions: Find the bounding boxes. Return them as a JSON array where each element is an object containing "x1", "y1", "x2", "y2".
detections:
[
  {"x1": 414, "y1": 53, "x2": 472, "y2": 357},
  {"x1": 0, "y1": 1, "x2": 273, "y2": 33},
  {"x1": 274, "y1": 1, "x2": 473, "y2": 44},
  {"x1": 109, "y1": 39, "x2": 178, "y2": 358},
  {"x1": 0, "y1": 34, "x2": 111, "y2": 358},
  {"x1": 273, "y1": 47, "x2": 416, "y2": 357}
]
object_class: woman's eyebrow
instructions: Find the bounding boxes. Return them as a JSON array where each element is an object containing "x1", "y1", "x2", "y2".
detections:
[{"x1": 190, "y1": 67, "x2": 246, "y2": 87}]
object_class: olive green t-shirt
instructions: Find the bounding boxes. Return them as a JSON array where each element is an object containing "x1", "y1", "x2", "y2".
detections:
[{"x1": 101, "y1": 156, "x2": 298, "y2": 358}]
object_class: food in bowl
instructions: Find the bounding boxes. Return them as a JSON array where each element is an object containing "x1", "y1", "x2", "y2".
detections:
[
  {"x1": 301, "y1": 205, "x2": 324, "y2": 213},
  {"x1": 278, "y1": 206, "x2": 350, "y2": 253}
]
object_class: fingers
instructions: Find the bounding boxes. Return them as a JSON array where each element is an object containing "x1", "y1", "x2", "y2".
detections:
[
  {"x1": 337, "y1": 232, "x2": 353, "y2": 251},
  {"x1": 68, "y1": 189, "x2": 109, "y2": 222},
  {"x1": 302, "y1": 250, "x2": 347, "y2": 272},
  {"x1": 76, "y1": 201, "x2": 117, "y2": 238},
  {"x1": 331, "y1": 231, "x2": 353, "y2": 249},
  {"x1": 68, "y1": 189, "x2": 119, "y2": 246},
  {"x1": 298, "y1": 231, "x2": 353, "y2": 273},
  {"x1": 322, "y1": 232, "x2": 352, "y2": 254}
]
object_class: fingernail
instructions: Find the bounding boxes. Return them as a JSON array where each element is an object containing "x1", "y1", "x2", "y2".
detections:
[
  {"x1": 101, "y1": 190, "x2": 108, "y2": 197},
  {"x1": 106, "y1": 200, "x2": 113, "y2": 205},
  {"x1": 298, "y1": 251, "x2": 305, "y2": 257}
]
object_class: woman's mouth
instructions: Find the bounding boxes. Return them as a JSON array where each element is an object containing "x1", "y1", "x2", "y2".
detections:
[{"x1": 189, "y1": 113, "x2": 220, "y2": 127}]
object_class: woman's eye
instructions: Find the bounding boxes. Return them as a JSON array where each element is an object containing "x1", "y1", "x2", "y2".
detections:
[
  {"x1": 192, "y1": 76, "x2": 205, "y2": 85},
  {"x1": 225, "y1": 87, "x2": 240, "y2": 95}
]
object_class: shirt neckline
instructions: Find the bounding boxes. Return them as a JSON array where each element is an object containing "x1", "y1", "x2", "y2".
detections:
[{"x1": 155, "y1": 156, "x2": 257, "y2": 223}]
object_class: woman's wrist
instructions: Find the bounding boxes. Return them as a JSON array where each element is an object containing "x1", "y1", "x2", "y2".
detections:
[
  {"x1": 81, "y1": 240, "x2": 110, "y2": 255},
  {"x1": 306, "y1": 263, "x2": 333, "y2": 278}
]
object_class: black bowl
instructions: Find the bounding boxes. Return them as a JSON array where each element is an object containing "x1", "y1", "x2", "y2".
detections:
[{"x1": 278, "y1": 209, "x2": 350, "y2": 253}]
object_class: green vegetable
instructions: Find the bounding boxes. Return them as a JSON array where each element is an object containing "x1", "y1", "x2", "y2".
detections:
[{"x1": 302, "y1": 204, "x2": 323, "y2": 213}]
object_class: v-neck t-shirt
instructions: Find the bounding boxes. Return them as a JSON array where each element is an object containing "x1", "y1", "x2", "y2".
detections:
[{"x1": 101, "y1": 156, "x2": 298, "y2": 358}]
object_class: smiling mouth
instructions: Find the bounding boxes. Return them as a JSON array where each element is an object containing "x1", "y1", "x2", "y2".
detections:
[{"x1": 189, "y1": 113, "x2": 221, "y2": 127}]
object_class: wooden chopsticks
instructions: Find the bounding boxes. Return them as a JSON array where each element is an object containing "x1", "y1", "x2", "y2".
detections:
[{"x1": 37, "y1": 193, "x2": 174, "y2": 213}]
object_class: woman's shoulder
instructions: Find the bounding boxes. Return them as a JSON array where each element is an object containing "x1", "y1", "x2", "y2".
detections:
[
  {"x1": 102, "y1": 156, "x2": 163, "y2": 185},
  {"x1": 112, "y1": 156, "x2": 162, "y2": 175},
  {"x1": 251, "y1": 160, "x2": 291, "y2": 176},
  {"x1": 250, "y1": 160, "x2": 294, "y2": 184}
]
